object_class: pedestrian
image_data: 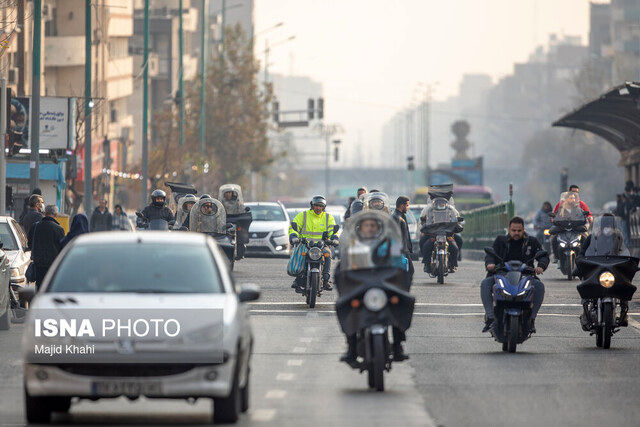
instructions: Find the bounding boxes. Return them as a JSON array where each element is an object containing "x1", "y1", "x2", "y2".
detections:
[
  {"x1": 60, "y1": 213, "x2": 89, "y2": 248},
  {"x1": 111, "y1": 204, "x2": 131, "y2": 230},
  {"x1": 21, "y1": 193, "x2": 44, "y2": 248},
  {"x1": 90, "y1": 199, "x2": 113, "y2": 231},
  {"x1": 29, "y1": 205, "x2": 65, "y2": 291},
  {"x1": 18, "y1": 187, "x2": 41, "y2": 222},
  {"x1": 391, "y1": 195, "x2": 414, "y2": 281},
  {"x1": 344, "y1": 187, "x2": 367, "y2": 220}
]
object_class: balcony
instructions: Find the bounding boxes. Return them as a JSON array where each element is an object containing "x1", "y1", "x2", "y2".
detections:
[{"x1": 44, "y1": 36, "x2": 84, "y2": 67}]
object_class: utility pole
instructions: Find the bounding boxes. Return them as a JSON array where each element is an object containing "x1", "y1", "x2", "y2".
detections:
[
  {"x1": 200, "y1": 0, "x2": 207, "y2": 153},
  {"x1": 141, "y1": 0, "x2": 150, "y2": 206},
  {"x1": 83, "y1": 0, "x2": 92, "y2": 215},
  {"x1": 264, "y1": 39, "x2": 269, "y2": 83},
  {"x1": 0, "y1": 77, "x2": 7, "y2": 215},
  {"x1": 30, "y1": 0, "x2": 41, "y2": 192},
  {"x1": 221, "y1": 0, "x2": 226, "y2": 50},
  {"x1": 178, "y1": 0, "x2": 185, "y2": 146}
]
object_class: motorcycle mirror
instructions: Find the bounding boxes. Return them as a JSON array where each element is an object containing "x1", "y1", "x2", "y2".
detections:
[
  {"x1": 534, "y1": 250, "x2": 548, "y2": 260},
  {"x1": 135, "y1": 211, "x2": 144, "y2": 218},
  {"x1": 244, "y1": 207, "x2": 251, "y2": 212},
  {"x1": 333, "y1": 225, "x2": 340, "y2": 233},
  {"x1": 290, "y1": 222, "x2": 299, "y2": 232},
  {"x1": 483, "y1": 246, "x2": 503, "y2": 262},
  {"x1": 457, "y1": 217, "x2": 464, "y2": 222}
]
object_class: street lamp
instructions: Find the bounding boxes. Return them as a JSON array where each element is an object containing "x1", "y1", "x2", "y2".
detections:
[{"x1": 262, "y1": 35, "x2": 296, "y2": 83}]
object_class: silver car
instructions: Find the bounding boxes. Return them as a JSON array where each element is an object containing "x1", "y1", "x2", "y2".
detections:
[
  {"x1": 22, "y1": 232, "x2": 259, "y2": 424},
  {"x1": 0, "y1": 216, "x2": 32, "y2": 292},
  {"x1": 245, "y1": 202, "x2": 291, "y2": 256}
]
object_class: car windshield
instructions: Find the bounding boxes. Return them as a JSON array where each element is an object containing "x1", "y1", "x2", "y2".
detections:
[
  {"x1": 47, "y1": 243, "x2": 223, "y2": 293},
  {"x1": 248, "y1": 205, "x2": 286, "y2": 221},
  {"x1": 0, "y1": 223, "x2": 18, "y2": 251}
]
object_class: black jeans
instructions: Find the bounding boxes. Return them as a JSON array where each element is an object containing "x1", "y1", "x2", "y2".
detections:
[{"x1": 420, "y1": 237, "x2": 459, "y2": 267}]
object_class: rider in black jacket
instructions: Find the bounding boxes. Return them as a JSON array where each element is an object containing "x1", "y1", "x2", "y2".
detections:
[
  {"x1": 391, "y1": 196, "x2": 413, "y2": 279},
  {"x1": 139, "y1": 189, "x2": 175, "y2": 227}
]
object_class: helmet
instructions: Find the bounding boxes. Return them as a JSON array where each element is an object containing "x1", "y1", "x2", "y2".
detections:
[
  {"x1": 310, "y1": 195, "x2": 327, "y2": 209},
  {"x1": 151, "y1": 189, "x2": 167, "y2": 207},
  {"x1": 181, "y1": 194, "x2": 197, "y2": 211},
  {"x1": 200, "y1": 194, "x2": 212, "y2": 200}
]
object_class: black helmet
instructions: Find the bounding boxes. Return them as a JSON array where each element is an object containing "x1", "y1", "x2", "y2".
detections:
[
  {"x1": 310, "y1": 195, "x2": 327, "y2": 209},
  {"x1": 151, "y1": 189, "x2": 166, "y2": 207},
  {"x1": 200, "y1": 194, "x2": 212, "y2": 200}
]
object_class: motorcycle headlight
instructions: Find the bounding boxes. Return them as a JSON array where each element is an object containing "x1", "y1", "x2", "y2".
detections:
[
  {"x1": 559, "y1": 242, "x2": 566, "y2": 248},
  {"x1": 272, "y1": 229, "x2": 286, "y2": 238},
  {"x1": 571, "y1": 241, "x2": 580, "y2": 247},
  {"x1": 599, "y1": 272, "x2": 615, "y2": 288},
  {"x1": 308, "y1": 247, "x2": 322, "y2": 261},
  {"x1": 363, "y1": 288, "x2": 387, "y2": 312},
  {"x1": 543, "y1": 229, "x2": 550, "y2": 236}
]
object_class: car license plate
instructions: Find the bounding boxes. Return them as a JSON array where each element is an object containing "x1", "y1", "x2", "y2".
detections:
[{"x1": 92, "y1": 380, "x2": 162, "y2": 396}]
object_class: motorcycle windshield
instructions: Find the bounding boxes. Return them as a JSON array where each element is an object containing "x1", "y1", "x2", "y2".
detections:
[
  {"x1": 148, "y1": 219, "x2": 169, "y2": 230},
  {"x1": 421, "y1": 221, "x2": 459, "y2": 236},
  {"x1": 585, "y1": 215, "x2": 628, "y2": 256},
  {"x1": 427, "y1": 184, "x2": 453, "y2": 201},
  {"x1": 555, "y1": 192, "x2": 586, "y2": 221},
  {"x1": 226, "y1": 211, "x2": 253, "y2": 230}
]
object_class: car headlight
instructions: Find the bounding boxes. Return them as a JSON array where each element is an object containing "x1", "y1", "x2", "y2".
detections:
[
  {"x1": 363, "y1": 288, "x2": 387, "y2": 311},
  {"x1": 272, "y1": 229, "x2": 286, "y2": 238},
  {"x1": 599, "y1": 271, "x2": 615, "y2": 288},
  {"x1": 308, "y1": 247, "x2": 322, "y2": 261}
]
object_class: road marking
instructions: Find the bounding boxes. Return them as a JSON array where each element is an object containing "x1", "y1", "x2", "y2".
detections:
[
  {"x1": 287, "y1": 359, "x2": 304, "y2": 366},
  {"x1": 276, "y1": 372, "x2": 295, "y2": 381},
  {"x1": 300, "y1": 337, "x2": 312, "y2": 343},
  {"x1": 628, "y1": 315, "x2": 640, "y2": 332},
  {"x1": 248, "y1": 302, "x2": 582, "y2": 307},
  {"x1": 251, "y1": 409, "x2": 277, "y2": 422},
  {"x1": 265, "y1": 389, "x2": 287, "y2": 399},
  {"x1": 292, "y1": 346, "x2": 307, "y2": 353},
  {"x1": 303, "y1": 327, "x2": 318, "y2": 333}
]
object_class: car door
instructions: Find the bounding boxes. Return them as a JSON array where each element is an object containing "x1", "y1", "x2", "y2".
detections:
[{"x1": 10, "y1": 219, "x2": 30, "y2": 272}]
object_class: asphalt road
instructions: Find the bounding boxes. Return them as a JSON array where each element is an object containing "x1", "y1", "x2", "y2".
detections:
[{"x1": 1, "y1": 256, "x2": 640, "y2": 426}]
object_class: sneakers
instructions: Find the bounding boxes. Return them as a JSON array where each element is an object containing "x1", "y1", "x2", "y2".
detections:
[
  {"x1": 482, "y1": 317, "x2": 494, "y2": 333},
  {"x1": 322, "y1": 282, "x2": 333, "y2": 291},
  {"x1": 423, "y1": 263, "x2": 430, "y2": 273},
  {"x1": 529, "y1": 319, "x2": 536, "y2": 334}
]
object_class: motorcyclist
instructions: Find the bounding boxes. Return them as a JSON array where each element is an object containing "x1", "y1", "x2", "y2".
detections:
[
  {"x1": 533, "y1": 201, "x2": 553, "y2": 244},
  {"x1": 419, "y1": 196, "x2": 462, "y2": 273},
  {"x1": 578, "y1": 213, "x2": 630, "y2": 328},
  {"x1": 481, "y1": 216, "x2": 549, "y2": 333},
  {"x1": 551, "y1": 191, "x2": 589, "y2": 261},
  {"x1": 344, "y1": 187, "x2": 367, "y2": 220},
  {"x1": 553, "y1": 185, "x2": 592, "y2": 222},
  {"x1": 189, "y1": 196, "x2": 226, "y2": 233},
  {"x1": 219, "y1": 183, "x2": 245, "y2": 215},
  {"x1": 335, "y1": 211, "x2": 410, "y2": 363},
  {"x1": 362, "y1": 191, "x2": 392, "y2": 215},
  {"x1": 289, "y1": 195, "x2": 339, "y2": 291},
  {"x1": 174, "y1": 194, "x2": 197, "y2": 229},
  {"x1": 138, "y1": 189, "x2": 174, "y2": 227}
]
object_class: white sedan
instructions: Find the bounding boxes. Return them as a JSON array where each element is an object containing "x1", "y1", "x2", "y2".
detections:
[{"x1": 21, "y1": 232, "x2": 259, "y2": 424}]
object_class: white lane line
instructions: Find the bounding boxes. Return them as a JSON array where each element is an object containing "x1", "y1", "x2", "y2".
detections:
[
  {"x1": 287, "y1": 359, "x2": 304, "y2": 366},
  {"x1": 265, "y1": 389, "x2": 287, "y2": 399},
  {"x1": 276, "y1": 372, "x2": 295, "y2": 381},
  {"x1": 299, "y1": 337, "x2": 312, "y2": 343},
  {"x1": 249, "y1": 302, "x2": 582, "y2": 307},
  {"x1": 292, "y1": 346, "x2": 307, "y2": 353},
  {"x1": 251, "y1": 409, "x2": 277, "y2": 422},
  {"x1": 303, "y1": 327, "x2": 318, "y2": 334}
]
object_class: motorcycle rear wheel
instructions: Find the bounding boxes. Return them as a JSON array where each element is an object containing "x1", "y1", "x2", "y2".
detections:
[{"x1": 437, "y1": 254, "x2": 445, "y2": 284}]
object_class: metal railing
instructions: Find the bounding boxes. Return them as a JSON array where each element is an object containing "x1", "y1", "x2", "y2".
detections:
[{"x1": 461, "y1": 200, "x2": 514, "y2": 249}]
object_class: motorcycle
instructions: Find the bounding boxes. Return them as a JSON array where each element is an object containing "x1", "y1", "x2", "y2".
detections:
[
  {"x1": 422, "y1": 219, "x2": 463, "y2": 284},
  {"x1": 548, "y1": 215, "x2": 588, "y2": 280},
  {"x1": 290, "y1": 222, "x2": 339, "y2": 308},
  {"x1": 335, "y1": 268, "x2": 414, "y2": 391},
  {"x1": 226, "y1": 207, "x2": 253, "y2": 260},
  {"x1": 135, "y1": 212, "x2": 175, "y2": 231},
  {"x1": 484, "y1": 247, "x2": 547, "y2": 353},
  {"x1": 205, "y1": 223, "x2": 238, "y2": 270},
  {"x1": 575, "y1": 255, "x2": 638, "y2": 349}
]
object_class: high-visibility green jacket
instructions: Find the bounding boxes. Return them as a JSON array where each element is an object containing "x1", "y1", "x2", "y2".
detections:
[{"x1": 289, "y1": 209, "x2": 337, "y2": 240}]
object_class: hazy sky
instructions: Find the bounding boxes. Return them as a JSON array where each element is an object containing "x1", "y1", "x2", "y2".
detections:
[{"x1": 254, "y1": 0, "x2": 592, "y2": 164}]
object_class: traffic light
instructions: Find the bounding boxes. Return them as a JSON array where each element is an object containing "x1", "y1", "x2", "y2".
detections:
[
  {"x1": 334, "y1": 146, "x2": 339, "y2": 162},
  {"x1": 317, "y1": 97, "x2": 324, "y2": 119},
  {"x1": 307, "y1": 98, "x2": 315, "y2": 120},
  {"x1": 272, "y1": 101, "x2": 279, "y2": 123}
]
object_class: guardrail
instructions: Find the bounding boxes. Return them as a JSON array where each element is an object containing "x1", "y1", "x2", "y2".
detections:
[{"x1": 461, "y1": 200, "x2": 514, "y2": 249}]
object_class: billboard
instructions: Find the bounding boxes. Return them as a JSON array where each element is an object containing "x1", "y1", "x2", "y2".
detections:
[{"x1": 9, "y1": 97, "x2": 72, "y2": 150}]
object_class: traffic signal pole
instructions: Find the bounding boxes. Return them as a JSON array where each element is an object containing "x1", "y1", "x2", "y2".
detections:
[
  {"x1": 0, "y1": 77, "x2": 6, "y2": 215},
  {"x1": 141, "y1": 0, "x2": 150, "y2": 206},
  {"x1": 30, "y1": 0, "x2": 41, "y2": 192},
  {"x1": 83, "y1": 0, "x2": 92, "y2": 215}
]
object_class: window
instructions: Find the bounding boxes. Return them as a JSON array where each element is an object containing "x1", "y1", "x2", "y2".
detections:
[
  {"x1": 0, "y1": 223, "x2": 18, "y2": 251},
  {"x1": 247, "y1": 205, "x2": 286, "y2": 221},
  {"x1": 11, "y1": 220, "x2": 28, "y2": 250},
  {"x1": 48, "y1": 243, "x2": 224, "y2": 293}
]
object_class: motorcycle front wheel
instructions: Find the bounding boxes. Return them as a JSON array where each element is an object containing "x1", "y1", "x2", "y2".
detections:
[
  {"x1": 596, "y1": 302, "x2": 613, "y2": 349},
  {"x1": 307, "y1": 271, "x2": 318, "y2": 308},
  {"x1": 370, "y1": 333, "x2": 385, "y2": 392},
  {"x1": 506, "y1": 314, "x2": 519, "y2": 353}
]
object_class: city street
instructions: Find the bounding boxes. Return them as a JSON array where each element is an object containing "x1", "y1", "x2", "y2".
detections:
[{"x1": 2, "y1": 256, "x2": 640, "y2": 426}]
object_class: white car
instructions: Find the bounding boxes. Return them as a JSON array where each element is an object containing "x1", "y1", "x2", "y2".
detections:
[
  {"x1": 0, "y1": 216, "x2": 32, "y2": 306},
  {"x1": 22, "y1": 232, "x2": 259, "y2": 424},
  {"x1": 245, "y1": 202, "x2": 291, "y2": 256}
]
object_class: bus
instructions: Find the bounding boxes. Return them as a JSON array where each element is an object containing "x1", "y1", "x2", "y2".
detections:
[{"x1": 413, "y1": 185, "x2": 493, "y2": 211}]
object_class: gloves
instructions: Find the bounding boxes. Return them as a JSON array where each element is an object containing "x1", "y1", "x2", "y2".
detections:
[
  {"x1": 290, "y1": 235, "x2": 300, "y2": 245},
  {"x1": 330, "y1": 238, "x2": 339, "y2": 247}
]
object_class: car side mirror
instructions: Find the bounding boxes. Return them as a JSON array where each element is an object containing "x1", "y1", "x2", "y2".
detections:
[
  {"x1": 290, "y1": 222, "x2": 299, "y2": 232},
  {"x1": 238, "y1": 284, "x2": 260, "y2": 302},
  {"x1": 18, "y1": 286, "x2": 36, "y2": 304}
]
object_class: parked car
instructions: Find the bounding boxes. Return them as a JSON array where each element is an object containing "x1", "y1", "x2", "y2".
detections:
[
  {"x1": 405, "y1": 209, "x2": 420, "y2": 260},
  {"x1": 245, "y1": 202, "x2": 291, "y2": 257},
  {"x1": 22, "y1": 231, "x2": 259, "y2": 424},
  {"x1": 0, "y1": 216, "x2": 32, "y2": 306}
]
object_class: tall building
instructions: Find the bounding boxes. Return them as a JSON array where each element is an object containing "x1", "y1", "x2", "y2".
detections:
[
  {"x1": 129, "y1": 0, "x2": 200, "y2": 165},
  {"x1": 610, "y1": 0, "x2": 640, "y2": 82}
]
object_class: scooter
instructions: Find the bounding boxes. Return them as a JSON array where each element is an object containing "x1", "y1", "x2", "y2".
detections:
[
  {"x1": 484, "y1": 247, "x2": 547, "y2": 353},
  {"x1": 335, "y1": 267, "x2": 414, "y2": 391},
  {"x1": 575, "y1": 255, "x2": 638, "y2": 349}
]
